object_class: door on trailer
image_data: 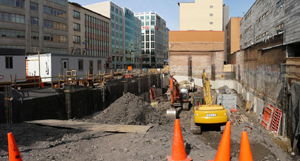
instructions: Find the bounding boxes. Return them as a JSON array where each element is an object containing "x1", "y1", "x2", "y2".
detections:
[
  {"x1": 89, "y1": 60, "x2": 93, "y2": 74},
  {"x1": 61, "y1": 59, "x2": 69, "y2": 75}
]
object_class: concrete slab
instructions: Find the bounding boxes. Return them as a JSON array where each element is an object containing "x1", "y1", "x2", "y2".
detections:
[{"x1": 26, "y1": 119, "x2": 152, "y2": 134}]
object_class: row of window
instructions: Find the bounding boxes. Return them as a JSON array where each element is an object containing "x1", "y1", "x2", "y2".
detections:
[
  {"x1": 0, "y1": 28, "x2": 25, "y2": 38},
  {"x1": 85, "y1": 26, "x2": 109, "y2": 37},
  {"x1": 244, "y1": 10, "x2": 253, "y2": 20},
  {"x1": 84, "y1": 14, "x2": 109, "y2": 28},
  {"x1": 0, "y1": 0, "x2": 24, "y2": 8},
  {"x1": 245, "y1": 25, "x2": 253, "y2": 33},
  {"x1": 0, "y1": 12, "x2": 25, "y2": 23},
  {"x1": 44, "y1": 34, "x2": 67, "y2": 43},
  {"x1": 78, "y1": 59, "x2": 102, "y2": 71},
  {"x1": 256, "y1": 31, "x2": 269, "y2": 41},
  {"x1": 44, "y1": 47, "x2": 67, "y2": 54},
  {"x1": 111, "y1": 5, "x2": 122, "y2": 16},
  {"x1": 256, "y1": 0, "x2": 262, "y2": 6},
  {"x1": 256, "y1": 11, "x2": 269, "y2": 24},
  {"x1": 48, "y1": 0, "x2": 66, "y2": 6},
  {"x1": 276, "y1": 23, "x2": 284, "y2": 31},
  {"x1": 44, "y1": 19, "x2": 67, "y2": 31},
  {"x1": 112, "y1": 56, "x2": 123, "y2": 62},
  {"x1": 44, "y1": 6, "x2": 66, "y2": 18}
]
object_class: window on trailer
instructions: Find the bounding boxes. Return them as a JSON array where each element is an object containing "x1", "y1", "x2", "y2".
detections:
[
  {"x1": 98, "y1": 60, "x2": 101, "y2": 70},
  {"x1": 5, "y1": 57, "x2": 13, "y2": 69},
  {"x1": 78, "y1": 59, "x2": 83, "y2": 71}
]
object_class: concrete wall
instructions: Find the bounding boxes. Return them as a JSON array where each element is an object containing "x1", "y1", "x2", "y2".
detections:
[
  {"x1": 179, "y1": 0, "x2": 223, "y2": 31},
  {"x1": 0, "y1": 73, "x2": 167, "y2": 123}
]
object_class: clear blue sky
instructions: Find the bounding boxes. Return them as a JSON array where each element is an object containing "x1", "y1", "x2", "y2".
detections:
[{"x1": 70, "y1": 0, "x2": 255, "y2": 30}]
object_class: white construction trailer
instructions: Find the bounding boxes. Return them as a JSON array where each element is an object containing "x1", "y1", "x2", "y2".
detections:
[
  {"x1": 0, "y1": 48, "x2": 26, "y2": 83},
  {"x1": 27, "y1": 53, "x2": 106, "y2": 82}
]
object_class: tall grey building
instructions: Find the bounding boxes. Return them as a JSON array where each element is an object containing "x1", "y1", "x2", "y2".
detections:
[
  {"x1": 0, "y1": 0, "x2": 69, "y2": 54},
  {"x1": 85, "y1": 1, "x2": 142, "y2": 69},
  {"x1": 135, "y1": 12, "x2": 169, "y2": 68}
]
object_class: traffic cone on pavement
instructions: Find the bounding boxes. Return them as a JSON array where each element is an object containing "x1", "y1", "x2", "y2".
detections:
[
  {"x1": 167, "y1": 119, "x2": 192, "y2": 161},
  {"x1": 209, "y1": 121, "x2": 231, "y2": 161},
  {"x1": 239, "y1": 131, "x2": 253, "y2": 161},
  {"x1": 7, "y1": 132, "x2": 23, "y2": 161}
]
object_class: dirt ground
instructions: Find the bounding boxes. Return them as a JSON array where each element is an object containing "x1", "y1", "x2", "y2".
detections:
[{"x1": 0, "y1": 92, "x2": 298, "y2": 161}]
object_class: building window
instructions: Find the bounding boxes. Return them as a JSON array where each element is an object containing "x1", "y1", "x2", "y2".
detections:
[
  {"x1": 276, "y1": 0, "x2": 284, "y2": 7},
  {"x1": 73, "y1": 23, "x2": 80, "y2": 31},
  {"x1": 44, "y1": 20, "x2": 67, "y2": 31},
  {"x1": 30, "y1": 2, "x2": 38, "y2": 11},
  {"x1": 5, "y1": 57, "x2": 13, "y2": 69},
  {"x1": 111, "y1": 5, "x2": 114, "y2": 12},
  {"x1": 0, "y1": 12, "x2": 24, "y2": 24},
  {"x1": 0, "y1": 28, "x2": 25, "y2": 38},
  {"x1": 31, "y1": 47, "x2": 39, "y2": 52},
  {"x1": 31, "y1": 17, "x2": 39, "y2": 25},
  {"x1": 44, "y1": 47, "x2": 67, "y2": 54},
  {"x1": 0, "y1": 0, "x2": 24, "y2": 8},
  {"x1": 48, "y1": 0, "x2": 66, "y2": 6},
  {"x1": 73, "y1": 35, "x2": 81, "y2": 44},
  {"x1": 210, "y1": 22, "x2": 213, "y2": 24},
  {"x1": 276, "y1": 23, "x2": 284, "y2": 30},
  {"x1": 98, "y1": 60, "x2": 102, "y2": 70},
  {"x1": 73, "y1": 10, "x2": 80, "y2": 19},
  {"x1": 210, "y1": 13, "x2": 213, "y2": 16},
  {"x1": 210, "y1": 5, "x2": 213, "y2": 8},
  {"x1": 44, "y1": 6, "x2": 66, "y2": 18},
  {"x1": 31, "y1": 32, "x2": 39, "y2": 40}
]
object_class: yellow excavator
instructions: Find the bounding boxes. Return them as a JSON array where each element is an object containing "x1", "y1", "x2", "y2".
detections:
[{"x1": 190, "y1": 69, "x2": 228, "y2": 134}]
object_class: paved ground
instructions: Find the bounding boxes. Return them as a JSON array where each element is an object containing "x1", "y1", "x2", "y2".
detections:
[{"x1": 0, "y1": 92, "x2": 298, "y2": 161}]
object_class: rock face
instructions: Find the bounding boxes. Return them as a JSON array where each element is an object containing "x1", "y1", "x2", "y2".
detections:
[{"x1": 85, "y1": 93, "x2": 170, "y2": 125}]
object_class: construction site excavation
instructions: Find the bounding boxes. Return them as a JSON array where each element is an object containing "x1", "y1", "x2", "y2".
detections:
[
  {"x1": 1, "y1": 0, "x2": 300, "y2": 161},
  {"x1": 0, "y1": 66, "x2": 299, "y2": 161}
]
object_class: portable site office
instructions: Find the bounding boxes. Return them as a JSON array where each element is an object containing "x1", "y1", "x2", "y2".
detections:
[{"x1": 26, "y1": 53, "x2": 106, "y2": 83}]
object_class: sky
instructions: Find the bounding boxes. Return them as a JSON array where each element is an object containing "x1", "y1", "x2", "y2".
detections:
[{"x1": 70, "y1": 0, "x2": 255, "y2": 31}]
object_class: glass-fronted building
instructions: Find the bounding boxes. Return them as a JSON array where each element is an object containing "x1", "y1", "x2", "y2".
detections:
[
  {"x1": 85, "y1": 2, "x2": 142, "y2": 69},
  {"x1": 123, "y1": 8, "x2": 142, "y2": 69},
  {"x1": 135, "y1": 12, "x2": 169, "y2": 68}
]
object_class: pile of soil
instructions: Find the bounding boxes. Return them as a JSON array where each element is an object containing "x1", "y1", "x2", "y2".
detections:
[{"x1": 85, "y1": 93, "x2": 170, "y2": 125}]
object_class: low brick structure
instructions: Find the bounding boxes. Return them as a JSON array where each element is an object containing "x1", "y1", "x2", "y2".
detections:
[{"x1": 169, "y1": 31, "x2": 225, "y2": 79}]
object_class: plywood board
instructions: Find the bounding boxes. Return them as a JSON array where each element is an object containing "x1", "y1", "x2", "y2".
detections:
[{"x1": 26, "y1": 120, "x2": 152, "y2": 134}]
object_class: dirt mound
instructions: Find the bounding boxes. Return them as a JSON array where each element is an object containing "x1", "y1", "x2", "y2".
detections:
[{"x1": 85, "y1": 93, "x2": 170, "y2": 125}]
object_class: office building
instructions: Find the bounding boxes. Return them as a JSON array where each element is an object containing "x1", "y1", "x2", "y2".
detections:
[
  {"x1": 178, "y1": 0, "x2": 229, "y2": 31},
  {"x1": 85, "y1": 1, "x2": 142, "y2": 69},
  {"x1": 68, "y1": 2, "x2": 110, "y2": 59},
  {"x1": 135, "y1": 12, "x2": 169, "y2": 68},
  {"x1": 0, "y1": 0, "x2": 68, "y2": 54},
  {"x1": 225, "y1": 17, "x2": 242, "y2": 63}
]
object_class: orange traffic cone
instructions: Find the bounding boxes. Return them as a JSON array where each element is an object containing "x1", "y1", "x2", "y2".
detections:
[
  {"x1": 210, "y1": 121, "x2": 231, "y2": 161},
  {"x1": 167, "y1": 119, "x2": 192, "y2": 161},
  {"x1": 239, "y1": 131, "x2": 253, "y2": 161},
  {"x1": 7, "y1": 132, "x2": 23, "y2": 161}
]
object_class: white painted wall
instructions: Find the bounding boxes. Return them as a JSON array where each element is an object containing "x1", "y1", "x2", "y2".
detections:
[
  {"x1": 0, "y1": 55, "x2": 26, "y2": 83},
  {"x1": 27, "y1": 54, "x2": 106, "y2": 82}
]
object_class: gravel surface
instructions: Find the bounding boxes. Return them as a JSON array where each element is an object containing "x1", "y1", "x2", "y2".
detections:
[{"x1": 0, "y1": 92, "x2": 297, "y2": 161}]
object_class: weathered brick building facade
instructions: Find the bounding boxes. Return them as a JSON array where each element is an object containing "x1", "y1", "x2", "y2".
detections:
[{"x1": 169, "y1": 31, "x2": 225, "y2": 79}]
